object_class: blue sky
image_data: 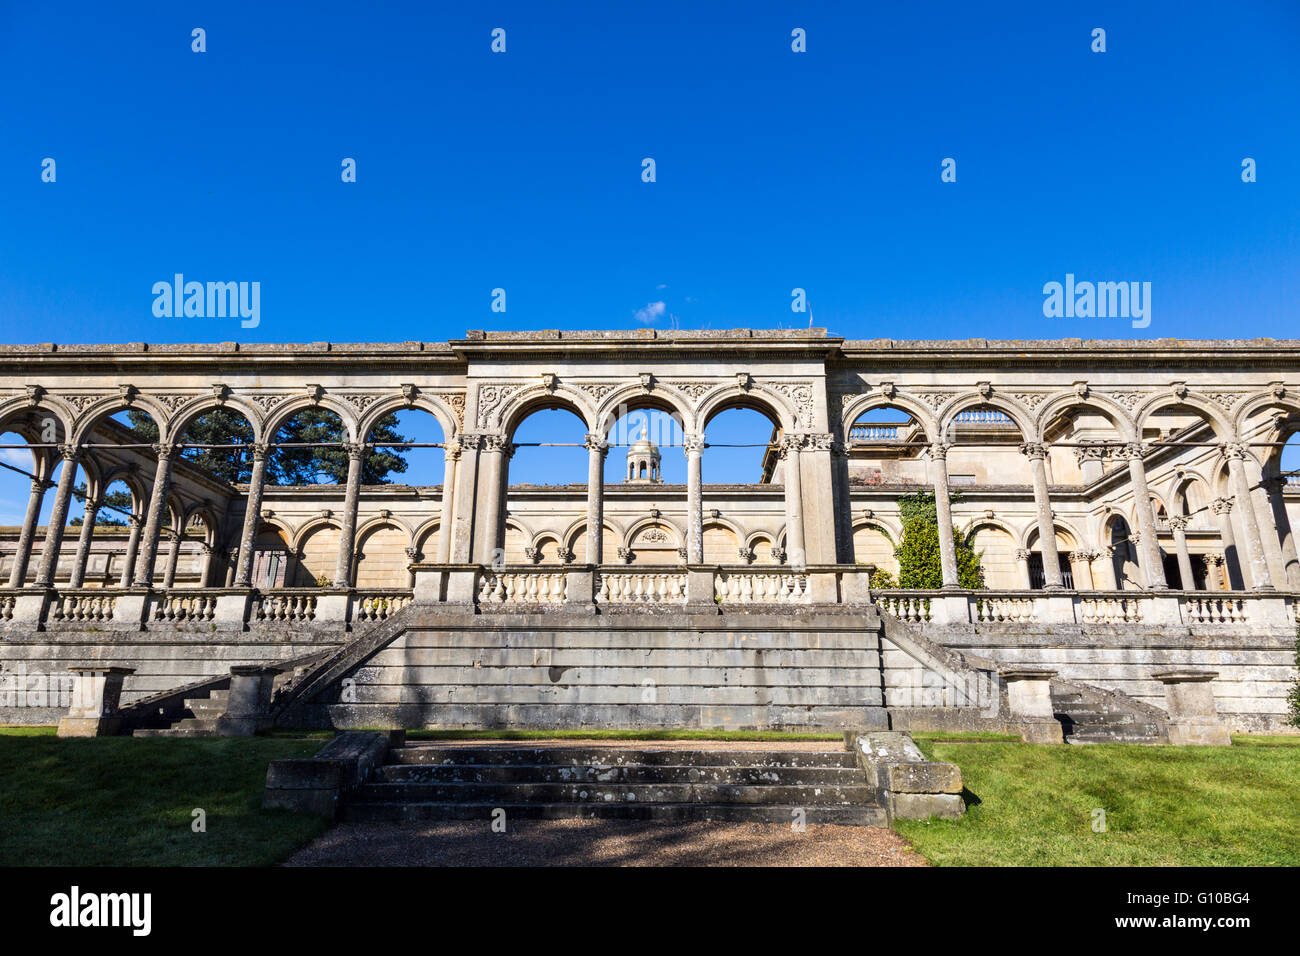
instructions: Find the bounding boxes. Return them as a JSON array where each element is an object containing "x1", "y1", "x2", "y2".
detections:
[
  {"x1": 1, "y1": 2, "x2": 1298, "y2": 517},
  {"x1": 2, "y1": 1, "x2": 1297, "y2": 343}
]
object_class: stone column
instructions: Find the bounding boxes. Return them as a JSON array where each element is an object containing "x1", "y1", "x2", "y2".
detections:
[
  {"x1": 68, "y1": 492, "x2": 100, "y2": 589},
  {"x1": 830, "y1": 438, "x2": 854, "y2": 562},
  {"x1": 927, "y1": 442, "x2": 960, "y2": 589},
  {"x1": 1014, "y1": 548, "x2": 1033, "y2": 589},
  {"x1": 1119, "y1": 442, "x2": 1167, "y2": 589},
  {"x1": 197, "y1": 543, "x2": 214, "y2": 587},
  {"x1": 1224, "y1": 443, "x2": 1275, "y2": 591},
  {"x1": 1167, "y1": 515, "x2": 1196, "y2": 590},
  {"x1": 1069, "y1": 550, "x2": 1096, "y2": 590},
  {"x1": 1241, "y1": 456, "x2": 1289, "y2": 587},
  {"x1": 162, "y1": 517, "x2": 183, "y2": 589},
  {"x1": 133, "y1": 443, "x2": 174, "y2": 587},
  {"x1": 234, "y1": 442, "x2": 270, "y2": 587},
  {"x1": 119, "y1": 512, "x2": 143, "y2": 587},
  {"x1": 1020, "y1": 442, "x2": 1062, "y2": 589},
  {"x1": 436, "y1": 437, "x2": 461, "y2": 563},
  {"x1": 1097, "y1": 546, "x2": 1119, "y2": 590},
  {"x1": 684, "y1": 433, "x2": 705, "y2": 564},
  {"x1": 473, "y1": 436, "x2": 512, "y2": 564},
  {"x1": 449, "y1": 434, "x2": 482, "y2": 562},
  {"x1": 779, "y1": 435, "x2": 806, "y2": 568},
  {"x1": 1211, "y1": 497, "x2": 1243, "y2": 589},
  {"x1": 333, "y1": 441, "x2": 367, "y2": 587},
  {"x1": 34, "y1": 446, "x2": 79, "y2": 588},
  {"x1": 1261, "y1": 475, "x2": 1300, "y2": 590},
  {"x1": 8, "y1": 475, "x2": 47, "y2": 587},
  {"x1": 584, "y1": 433, "x2": 608, "y2": 564},
  {"x1": 1203, "y1": 553, "x2": 1225, "y2": 591}
]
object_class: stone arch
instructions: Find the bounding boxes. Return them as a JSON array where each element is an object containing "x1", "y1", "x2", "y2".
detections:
[
  {"x1": 358, "y1": 393, "x2": 459, "y2": 443},
  {"x1": 566, "y1": 519, "x2": 622, "y2": 564},
  {"x1": 161, "y1": 395, "x2": 265, "y2": 444},
  {"x1": 496, "y1": 385, "x2": 597, "y2": 438},
  {"x1": 70, "y1": 395, "x2": 171, "y2": 448},
  {"x1": 940, "y1": 393, "x2": 1037, "y2": 440},
  {"x1": 1022, "y1": 519, "x2": 1084, "y2": 551},
  {"x1": 1232, "y1": 391, "x2": 1300, "y2": 442},
  {"x1": 1133, "y1": 392, "x2": 1233, "y2": 441},
  {"x1": 353, "y1": 519, "x2": 412, "y2": 587},
  {"x1": 697, "y1": 386, "x2": 795, "y2": 434},
  {"x1": 411, "y1": 517, "x2": 442, "y2": 563},
  {"x1": 262, "y1": 396, "x2": 360, "y2": 444},
  {"x1": 851, "y1": 517, "x2": 899, "y2": 579},
  {"x1": 1035, "y1": 393, "x2": 1137, "y2": 444},
  {"x1": 292, "y1": 518, "x2": 341, "y2": 587},
  {"x1": 841, "y1": 393, "x2": 940, "y2": 443},
  {"x1": 964, "y1": 517, "x2": 1019, "y2": 589},
  {"x1": 0, "y1": 395, "x2": 74, "y2": 446},
  {"x1": 594, "y1": 385, "x2": 693, "y2": 436}
]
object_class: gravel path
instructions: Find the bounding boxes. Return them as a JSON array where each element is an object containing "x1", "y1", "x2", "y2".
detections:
[{"x1": 283, "y1": 819, "x2": 927, "y2": 867}]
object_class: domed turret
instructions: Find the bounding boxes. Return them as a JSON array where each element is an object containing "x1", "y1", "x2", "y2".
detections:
[{"x1": 625, "y1": 426, "x2": 662, "y2": 483}]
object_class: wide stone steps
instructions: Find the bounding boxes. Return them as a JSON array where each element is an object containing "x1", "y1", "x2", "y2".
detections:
[
  {"x1": 344, "y1": 746, "x2": 887, "y2": 825},
  {"x1": 1052, "y1": 691, "x2": 1164, "y2": 744},
  {"x1": 388, "y1": 747, "x2": 860, "y2": 768},
  {"x1": 346, "y1": 801, "x2": 889, "y2": 825},
  {"x1": 132, "y1": 689, "x2": 230, "y2": 737},
  {"x1": 377, "y1": 763, "x2": 862, "y2": 785}
]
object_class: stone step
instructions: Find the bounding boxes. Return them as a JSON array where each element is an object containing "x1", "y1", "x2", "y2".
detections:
[
  {"x1": 1066, "y1": 733, "x2": 1163, "y2": 745},
  {"x1": 351, "y1": 781, "x2": 878, "y2": 805},
  {"x1": 133, "y1": 718, "x2": 223, "y2": 738},
  {"x1": 376, "y1": 763, "x2": 865, "y2": 786},
  {"x1": 343, "y1": 801, "x2": 890, "y2": 826},
  {"x1": 390, "y1": 747, "x2": 861, "y2": 768}
]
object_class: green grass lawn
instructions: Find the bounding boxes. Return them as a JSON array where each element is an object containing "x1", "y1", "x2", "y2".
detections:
[
  {"x1": 0, "y1": 727, "x2": 328, "y2": 866},
  {"x1": 402, "y1": 728, "x2": 846, "y2": 742},
  {"x1": 898, "y1": 735, "x2": 1300, "y2": 866}
]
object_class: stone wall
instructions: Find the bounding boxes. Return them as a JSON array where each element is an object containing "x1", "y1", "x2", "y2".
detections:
[{"x1": 929, "y1": 621, "x2": 1296, "y2": 732}]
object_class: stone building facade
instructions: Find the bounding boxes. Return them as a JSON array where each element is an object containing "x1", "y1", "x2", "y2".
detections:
[{"x1": 0, "y1": 329, "x2": 1297, "y2": 731}]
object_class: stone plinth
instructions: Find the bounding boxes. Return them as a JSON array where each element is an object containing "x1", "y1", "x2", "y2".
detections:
[
  {"x1": 1154, "y1": 670, "x2": 1232, "y2": 746},
  {"x1": 1000, "y1": 667, "x2": 1063, "y2": 744},
  {"x1": 57, "y1": 666, "x2": 135, "y2": 737},
  {"x1": 219, "y1": 665, "x2": 282, "y2": 736},
  {"x1": 851, "y1": 731, "x2": 965, "y2": 820}
]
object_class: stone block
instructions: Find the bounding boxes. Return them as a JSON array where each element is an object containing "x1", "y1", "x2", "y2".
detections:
[
  {"x1": 1154, "y1": 670, "x2": 1231, "y2": 746},
  {"x1": 886, "y1": 761, "x2": 963, "y2": 794},
  {"x1": 890, "y1": 792, "x2": 966, "y2": 820}
]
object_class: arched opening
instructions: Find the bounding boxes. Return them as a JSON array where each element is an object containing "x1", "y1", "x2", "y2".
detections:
[
  {"x1": 1040, "y1": 403, "x2": 1127, "y2": 486},
  {"x1": 847, "y1": 405, "x2": 928, "y2": 488},
  {"x1": 1026, "y1": 526, "x2": 1078, "y2": 589},
  {"x1": 702, "y1": 407, "x2": 781, "y2": 485},
  {"x1": 941, "y1": 404, "x2": 1034, "y2": 487},
  {"x1": 852, "y1": 522, "x2": 898, "y2": 585},
  {"x1": 967, "y1": 522, "x2": 1017, "y2": 589},
  {"x1": 353, "y1": 521, "x2": 410, "y2": 588},
  {"x1": 1106, "y1": 515, "x2": 1141, "y2": 590},
  {"x1": 502, "y1": 406, "x2": 589, "y2": 563}
]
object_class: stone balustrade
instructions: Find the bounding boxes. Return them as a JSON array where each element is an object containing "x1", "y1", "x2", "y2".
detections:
[
  {"x1": 478, "y1": 569, "x2": 568, "y2": 606},
  {"x1": 0, "y1": 575, "x2": 1295, "y2": 629},
  {"x1": 596, "y1": 570, "x2": 686, "y2": 604}
]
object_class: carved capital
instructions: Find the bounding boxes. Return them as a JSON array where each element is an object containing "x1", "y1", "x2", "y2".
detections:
[
  {"x1": 926, "y1": 441, "x2": 951, "y2": 461},
  {"x1": 1204, "y1": 553, "x2": 1225, "y2": 567},
  {"x1": 1223, "y1": 441, "x2": 1250, "y2": 462},
  {"x1": 151, "y1": 442, "x2": 175, "y2": 461},
  {"x1": 404, "y1": 546, "x2": 421, "y2": 563},
  {"x1": 682, "y1": 434, "x2": 706, "y2": 454},
  {"x1": 251, "y1": 441, "x2": 270, "y2": 462},
  {"x1": 616, "y1": 546, "x2": 632, "y2": 563},
  {"x1": 770, "y1": 546, "x2": 786, "y2": 564},
  {"x1": 481, "y1": 434, "x2": 515, "y2": 457},
  {"x1": 1018, "y1": 441, "x2": 1047, "y2": 461},
  {"x1": 556, "y1": 547, "x2": 575, "y2": 564},
  {"x1": 1015, "y1": 548, "x2": 1031, "y2": 561},
  {"x1": 1167, "y1": 515, "x2": 1190, "y2": 532},
  {"x1": 57, "y1": 442, "x2": 79, "y2": 462},
  {"x1": 524, "y1": 546, "x2": 541, "y2": 564},
  {"x1": 342, "y1": 441, "x2": 368, "y2": 462},
  {"x1": 737, "y1": 546, "x2": 755, "y2": 564},
  {"x1": 1211, "y1": 496, "x2": 1234, "y2": 515},
  {"x1": 584, "y1": 433, "x2": 609, "y2": 455}
]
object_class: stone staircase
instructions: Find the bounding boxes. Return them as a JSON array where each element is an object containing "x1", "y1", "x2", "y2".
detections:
[
  {"x1": 1051, "y1": 683, "x2": 1168, "y2": 744},
  {"x1": 343, "y1": 745, "x2": 889, "y2": 825},
  {"x1": 132, "y1": 688, "x2": 230, "y2": 738}
]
